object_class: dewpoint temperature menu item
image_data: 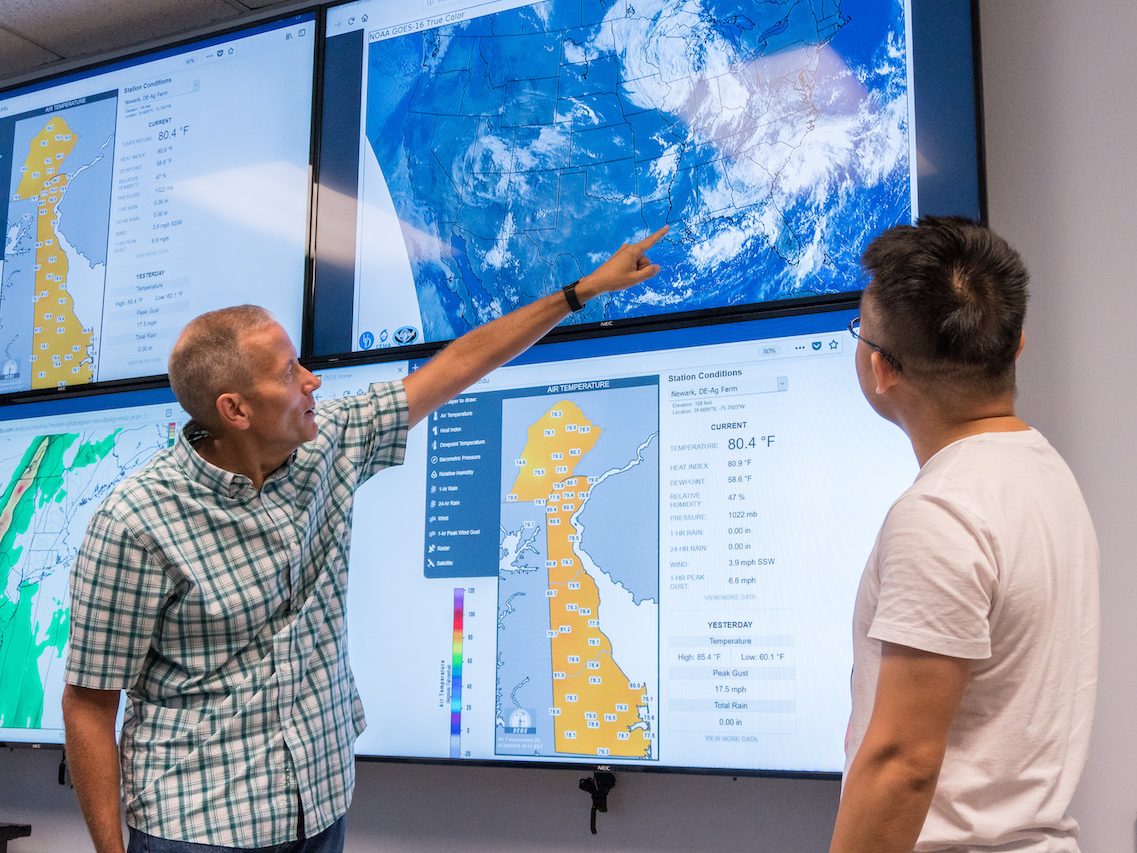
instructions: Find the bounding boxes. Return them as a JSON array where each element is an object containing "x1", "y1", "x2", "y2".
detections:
[
  {"x1": 313, "y1": 0, "x2": 916, "y2": 355},
  {"x1": 0, "y1": 14, "x2": 314, "y2": 393},
  {"x1": 327, "y1": 307, "x2": 918, "y2": 774}
]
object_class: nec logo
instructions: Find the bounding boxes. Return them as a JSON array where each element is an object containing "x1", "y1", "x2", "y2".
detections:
[
  {"x1": 393, "y1": 325, "x2": 419, "y2": 345},
  {"x1": 595, "y1": 764, "x2": 612, "y2": 771}
]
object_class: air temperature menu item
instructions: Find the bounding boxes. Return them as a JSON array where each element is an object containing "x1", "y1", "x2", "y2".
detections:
[{"x1": 0, "y1": 13, "x2": 314, "y2": 393}]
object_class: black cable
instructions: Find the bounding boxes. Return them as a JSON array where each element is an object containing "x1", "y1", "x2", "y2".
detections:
[{"x1": 579, "y1": 771, "x2": 616, "y2": 835}]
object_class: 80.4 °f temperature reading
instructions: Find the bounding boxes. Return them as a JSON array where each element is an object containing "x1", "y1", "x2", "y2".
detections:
[{"x1": 727, "y1": 435, "x2": 775, "y2": 450}]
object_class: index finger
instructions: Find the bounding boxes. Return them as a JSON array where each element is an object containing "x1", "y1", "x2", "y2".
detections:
[{"x1": 634, "y1": 224, "x2": 670, "y2": 251}]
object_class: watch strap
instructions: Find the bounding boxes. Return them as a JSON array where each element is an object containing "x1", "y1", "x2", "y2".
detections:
[{"x1": 562, "y1": 279, "x2": 585, "y2": 312}]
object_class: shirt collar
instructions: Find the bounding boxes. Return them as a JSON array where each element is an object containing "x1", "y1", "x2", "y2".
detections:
[{"x1": 174, "y1": 420, "x2": 258, "y2": 500}]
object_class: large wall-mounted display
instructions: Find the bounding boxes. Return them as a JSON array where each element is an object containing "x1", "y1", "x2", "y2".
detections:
[
  {"x1": 0, "y1": 13, "x2": 316, "y2": 395},
  {"x1": 327, "y1": 304, "x2": 916, "y2": 774},
  {"x1": 0, "y1": 386, "x2": 187, "y2": 746},
  {"x1": 310, "y1": 0, "x2": 983, "y2": 357},
  {"x1": 0, "y1": 302, "x2": 916, "y2": 773},
  {"x1": 0, "y1": 1, "x2": 984, "y2": 780}
]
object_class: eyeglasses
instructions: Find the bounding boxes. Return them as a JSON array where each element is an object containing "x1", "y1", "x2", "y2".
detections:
[{"x1": 848, "y1": 316, "x2": 902, "y2": 372}]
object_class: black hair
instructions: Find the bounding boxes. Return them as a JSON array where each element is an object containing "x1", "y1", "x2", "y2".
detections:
[{"x1": 861, "y1": 216, "x2": 1029, "y2": 394}]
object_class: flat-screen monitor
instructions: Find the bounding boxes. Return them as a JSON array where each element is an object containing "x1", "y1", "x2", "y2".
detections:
[
  {"x1": 0, "y1": 385, "x2": 187, "y2": 746},
  {"x1": 0, "y1": 12, "x2": 316, "y2": 395},
  {"x1": 323, "y1": 303, "x2": 917, "y2": 775},
  {"x1": 311, "y1": 0, "x2": 983, "y2": 357},
  {"x1": 1, "y1": 303, "x2": 914, "y2": 772}
]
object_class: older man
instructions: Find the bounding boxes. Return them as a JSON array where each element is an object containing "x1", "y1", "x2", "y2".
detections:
[{"x1": 62, "y1": 227, "x2": 667, "y2": 852}]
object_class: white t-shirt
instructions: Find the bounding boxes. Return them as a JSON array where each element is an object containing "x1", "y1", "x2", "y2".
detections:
[{"x1": 846, "y1": 429, "x2": 1099, "y2": 852}]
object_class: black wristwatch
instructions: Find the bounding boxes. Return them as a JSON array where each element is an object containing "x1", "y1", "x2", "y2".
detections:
[{"x1": 562, "y1": 279, "x2": 585, "y2": 312}]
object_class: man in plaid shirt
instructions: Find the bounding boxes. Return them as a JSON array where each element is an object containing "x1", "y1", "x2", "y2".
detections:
[{"x1": 62, "y1": 227, "x2": 667, "y2": 853}]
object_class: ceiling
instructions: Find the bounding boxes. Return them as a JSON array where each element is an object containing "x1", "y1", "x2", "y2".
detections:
[{"x1": 0, "y1": 0, "x2": 306, "y2": 90}]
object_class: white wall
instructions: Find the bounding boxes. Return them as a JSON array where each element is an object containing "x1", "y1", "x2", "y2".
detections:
[
  {"x1": 3, "y1": 2, "x2": 1135, "y2": 850},
  {"x1": 979, "y1": 2, "x2": 1137, "y2": 851},
  {"x1": 0, "y1": 744, "x2": 839, "y2": 851}
]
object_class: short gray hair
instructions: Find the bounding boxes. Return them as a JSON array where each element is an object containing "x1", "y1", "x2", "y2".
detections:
[{"x1": 168, "y1": 305, "x2": 278, "y2": 430}]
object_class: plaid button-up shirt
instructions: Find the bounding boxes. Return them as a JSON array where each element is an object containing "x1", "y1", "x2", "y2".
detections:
[{"x1": 65, "y1": 381, "x2": 408, "y2": 847}]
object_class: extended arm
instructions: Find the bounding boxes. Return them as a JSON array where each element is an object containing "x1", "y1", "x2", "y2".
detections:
[
  {"x1": 830, "y1": 642, "x2": 971, "y2": 853},
  {"x1": 402, "y1": 225, "x2": 668, "y2": 427},
  {"x1": 62, "y1": 684, "x2": 125, "y2": 853}
]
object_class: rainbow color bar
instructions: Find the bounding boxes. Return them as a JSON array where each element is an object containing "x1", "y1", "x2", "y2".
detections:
[
  {"x1": 167, "y1": 422, "x2": 177, "y2": 446},
  {"x1": 450, "y1": 588, "x2": 464, "y2": 758}
]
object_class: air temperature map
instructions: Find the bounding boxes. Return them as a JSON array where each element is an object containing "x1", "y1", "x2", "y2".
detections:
[
  {"x1": 2, "y1": 97, "x2": 115, "y2": 391},
  {"x1": 496, "y1": 381, "x2": 659, "y2": 761}
]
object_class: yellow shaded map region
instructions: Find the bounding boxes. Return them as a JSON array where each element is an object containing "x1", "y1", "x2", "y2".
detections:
[
  {"x1": 14, "y1": 116, "x2": 94, "y2": 389},
  {"x1": 508, "y1": 400, "x2": 651, "y2": 758}
]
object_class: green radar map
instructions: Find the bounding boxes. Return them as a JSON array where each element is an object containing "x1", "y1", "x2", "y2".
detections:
[{"x1": 0, "y1": 409, "x2": 183, "y2": 740}]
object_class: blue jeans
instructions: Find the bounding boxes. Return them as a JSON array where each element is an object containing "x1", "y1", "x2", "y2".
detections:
[{"x1": 126, "y1": 815, "x2": 346, "y2": 853}]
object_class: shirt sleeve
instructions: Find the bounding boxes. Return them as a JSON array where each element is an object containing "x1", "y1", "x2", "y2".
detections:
[
  {"x1": 868, "y1": 492, "x2": 998, "y2": 660},
  {"x1": 320, "y1": 379, "x2": 409, "y2": 483},
  {"x1": 65, "y1": 500, "x2": 172, "y2": 690}
]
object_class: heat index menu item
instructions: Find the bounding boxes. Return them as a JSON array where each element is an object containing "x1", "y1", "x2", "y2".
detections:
[
  {"x1": 0, "y1": 13, "x2": 315, "y2": 393},
  {"x1": 322, "y1": 306, "x2": 918, "y2": 774}
]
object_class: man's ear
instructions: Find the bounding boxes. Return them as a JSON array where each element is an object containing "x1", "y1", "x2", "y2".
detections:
[
  {"x1": 870, "y1": 350, "x2": 900, "y2": 396},
  {"x1": 214, "y1": 393, "x2": 251, "y2": 432},
  {"x1": 1015, "y1": 331, "x2": 1026, "y2": 360}
]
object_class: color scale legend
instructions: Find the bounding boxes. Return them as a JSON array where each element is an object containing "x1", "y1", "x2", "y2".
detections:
[{"x1": 450, "y1": 587, "x2": 464, "y2": 758}]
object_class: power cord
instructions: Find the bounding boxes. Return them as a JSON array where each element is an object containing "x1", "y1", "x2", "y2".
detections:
[{"x1": 578, "y1": 770, "x2": 616, "y2": 835}]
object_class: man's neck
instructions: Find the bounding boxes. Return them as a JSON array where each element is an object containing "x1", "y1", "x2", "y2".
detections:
[
  {"x1": 899, "y1": 397, "x2": 1030, "y2": 467},
  {"x1": 192, "y1": 434, "x2": 288, "y2": 492}
]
